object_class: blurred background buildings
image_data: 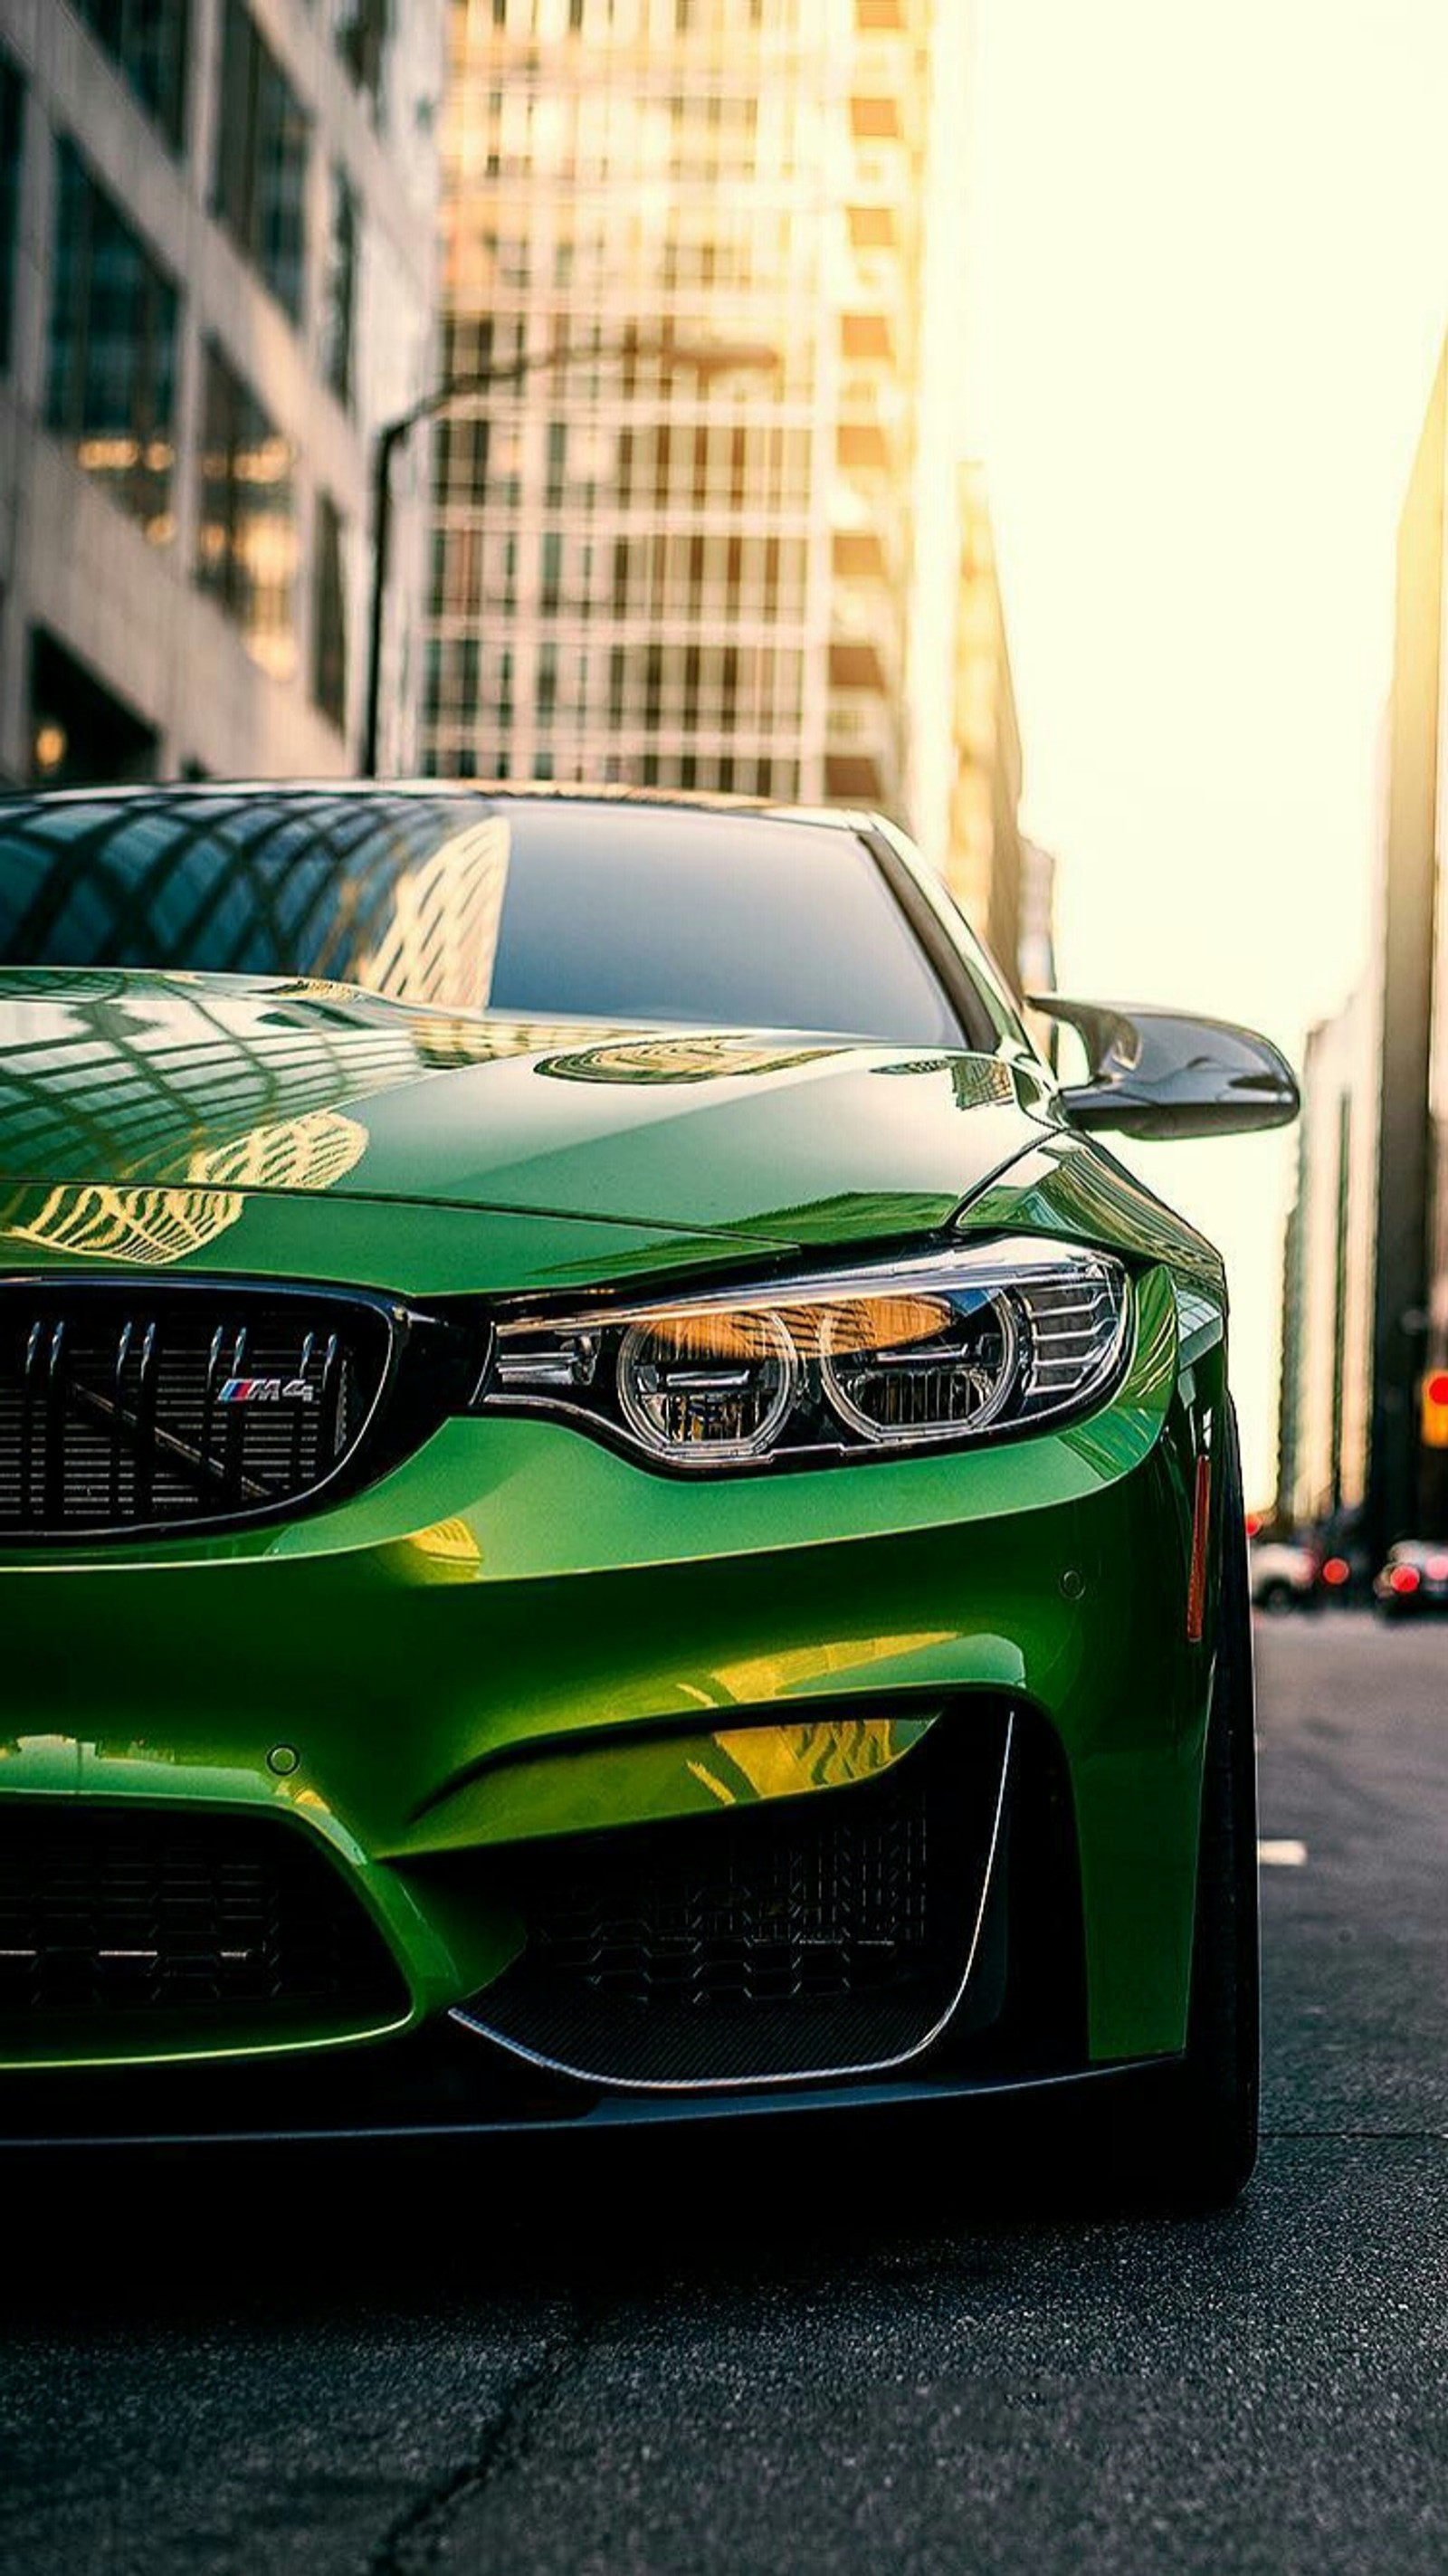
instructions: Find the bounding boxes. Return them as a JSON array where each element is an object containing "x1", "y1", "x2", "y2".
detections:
[
  {"x1": 423, "y1": 0, "x2": 1044, "y2": 992},
  {"x1": 1275, "y1": 981, "x2": 1377, "y2": 1540},
  {"x1": 948, "y1": 459, "x2": 1024, "y2": 970},
  {"x1": 0, "y1": 0, "x2": 1048, "y2": 993},
  {"x1": 0, "y1": 0, "x2": 443, "y2": 787},
  {"x1": 1276, "y1": 328, "x2": 1448, "y2": 1560}
]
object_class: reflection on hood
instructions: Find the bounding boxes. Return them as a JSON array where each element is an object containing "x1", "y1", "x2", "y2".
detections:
[{"x1": 0, "y1": 968, "x2": 1053, "y2": 1251}]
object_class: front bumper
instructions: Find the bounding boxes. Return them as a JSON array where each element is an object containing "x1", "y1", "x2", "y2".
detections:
[{"x1": 0, "y1": 1262, "x2": 1220, "y2": 2120}]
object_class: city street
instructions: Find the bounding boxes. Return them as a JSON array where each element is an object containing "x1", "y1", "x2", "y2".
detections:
[{"x1": 2, "y1": 1610, "x2": 1444, "y2": 2576}]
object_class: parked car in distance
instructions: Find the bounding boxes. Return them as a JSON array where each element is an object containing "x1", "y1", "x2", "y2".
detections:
[
  {"x1": 1372, "y1": 1540, "x2": 1448, "y2": 1617},
  {"x1": 1249, "y1": 1537, "x2": 1320, "y2": 1614}
]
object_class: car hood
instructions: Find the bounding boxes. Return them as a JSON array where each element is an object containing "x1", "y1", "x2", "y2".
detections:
[{"x1": 0, "y1": 969, "x2": 1055, "y2": 1251}]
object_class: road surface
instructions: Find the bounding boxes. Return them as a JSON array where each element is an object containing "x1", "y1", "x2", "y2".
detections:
[{"x1": 2, "y1": 1612, "x2": 1444, "y2": 2572}]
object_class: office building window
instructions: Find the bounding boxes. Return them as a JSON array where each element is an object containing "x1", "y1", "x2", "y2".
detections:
[
  {"x1": 74, "y1": 0, "x2": 190, "y2": 152},
  {"x1": 311, "y1": 492, "x2": 348, "y2": 731},
  {"x1": 436, "y1": 415, "x2": 489, "y2": 504},
  {"x1": 0, "y1": 57, "x2": 22, "y2": 376},
  {"x1": 546, "y1": 420, "x2": 567, "y2": 505},
  {"x1": 336, "y1": 0, "x2": 389, "y2": 119},
  {"x1": 195, "y1": 342, "x2": 297, "y2": 677},
  {"x1": 212, "y1": 1, "x2": 309, "y2": 323},
  {"x1": 46, "y1": 142, "x2": 178, "y2": 539},
  {"x1": 320, "y1": 165, "x2": 357, "y2": 408}
]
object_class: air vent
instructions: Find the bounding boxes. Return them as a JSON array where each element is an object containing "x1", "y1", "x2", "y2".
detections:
[
  {"x1": 0, "y1": 1280, "x2": 398, "y2": 1539},
  {"x1": 0, "y1": 1803, "x2": 407, "y2": 2041},
  {"x1": 456, "y1": 1714, "x2": 1013, "y2": 2090}
]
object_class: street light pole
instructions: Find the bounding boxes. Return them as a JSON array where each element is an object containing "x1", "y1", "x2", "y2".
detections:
[
  {"x1": 361, "y1": 412, "x2": 409, "y2": 787},
  {"x1": 358, "y1": 332, "x2": 778, "y2": 778}
]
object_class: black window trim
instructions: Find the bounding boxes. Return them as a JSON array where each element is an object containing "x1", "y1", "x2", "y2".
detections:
[{"x1": 858, "y1": 823, "x2": 999, "y2": 1057}]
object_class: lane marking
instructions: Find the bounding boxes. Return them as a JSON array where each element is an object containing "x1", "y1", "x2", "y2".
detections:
[{"x1": 1258, "y1": 1837, "x2": 1308, "y2": 1866}]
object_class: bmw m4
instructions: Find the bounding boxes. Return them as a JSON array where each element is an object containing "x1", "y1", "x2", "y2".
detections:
[{"x1": 0, "y1": 785, "x2": 1297, "y2": 2202}]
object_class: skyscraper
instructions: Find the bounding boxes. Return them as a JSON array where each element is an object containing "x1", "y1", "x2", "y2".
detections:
[
  {"x1": 1366, "y1": 338, "x2": 1448, "y2": 1555},
  {"x1": 1275, "y1": 983, "x2": 1379, "y2": 1538},
  {"x1": 945, "y1": 460, "x2": 1034, "y2": 987},
  {"x1": 424, "y1": 0, "x2": 972, "y2": 829},
  {"x1": 0, "y1": 1, "x2": 444, "y2": 787}
]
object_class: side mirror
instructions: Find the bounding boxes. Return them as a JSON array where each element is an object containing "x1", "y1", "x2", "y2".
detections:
[{"x1": 1028, "y1": 996, "x2": 1300, "y2": 1140}]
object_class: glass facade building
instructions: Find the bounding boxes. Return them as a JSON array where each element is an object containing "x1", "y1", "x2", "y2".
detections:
[
  {"x1": 424, "y1": 0, "x2": 974, "y2": 844},
  {"x1": 0, "y1": 0, "x2": 444, "y2": 787}
]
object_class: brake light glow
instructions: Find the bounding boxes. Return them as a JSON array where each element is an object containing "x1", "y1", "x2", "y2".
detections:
[
  {"x1": 1322, "y1": 1556, "x2": 1350, "y2": 1587},
  {"x1": 1390, "y1": 1563, "x2": 1422, "y2": 1596}
]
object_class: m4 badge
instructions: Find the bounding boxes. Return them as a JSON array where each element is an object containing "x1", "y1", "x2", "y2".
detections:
[{"x1": 216, "y1": 1378, "x2": 316, "y2": 1404}]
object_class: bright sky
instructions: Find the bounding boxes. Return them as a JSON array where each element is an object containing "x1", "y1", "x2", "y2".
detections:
[{"x1": 969, "y1": 0, "x2": 1448, "y2": 1502}]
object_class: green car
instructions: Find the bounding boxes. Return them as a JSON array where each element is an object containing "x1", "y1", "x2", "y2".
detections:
[{"x1": 0, "y1": 786, "x2": 1296, "y2": 2200}]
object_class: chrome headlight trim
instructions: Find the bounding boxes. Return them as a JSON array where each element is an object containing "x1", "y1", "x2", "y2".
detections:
[{"x1": 474, "y1": 1235, "x2": 1133, "y2": 1477}]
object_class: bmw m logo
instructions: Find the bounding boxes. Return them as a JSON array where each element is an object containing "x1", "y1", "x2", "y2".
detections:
[{"x1": 216, "y1": 1378, "x2": 315, "y2": 1405}]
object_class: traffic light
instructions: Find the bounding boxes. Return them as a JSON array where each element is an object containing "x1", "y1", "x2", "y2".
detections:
[{"x1": 1421, "y1": 1369, "x2": 1448, "y2": 1449}]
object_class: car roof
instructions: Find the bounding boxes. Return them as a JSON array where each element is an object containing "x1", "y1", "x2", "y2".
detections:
[{"x1": 0, "y1": 779, "x2": 884, "y2": 835}]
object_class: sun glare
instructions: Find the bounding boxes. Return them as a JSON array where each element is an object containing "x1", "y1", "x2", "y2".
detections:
[{"x1": 970, "y1": 0, "x2": 1448, "y2": 1498}]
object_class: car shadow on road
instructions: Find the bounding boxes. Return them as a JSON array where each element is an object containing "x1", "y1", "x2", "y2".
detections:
[{"x1": 1, "y1": 2095, "x2": 1257, "y2": 2333}]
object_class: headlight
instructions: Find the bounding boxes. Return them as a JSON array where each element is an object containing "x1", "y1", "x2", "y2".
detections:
[{"x1": 477, "y1": 1236, "x2": 1131, "y2": 1474}]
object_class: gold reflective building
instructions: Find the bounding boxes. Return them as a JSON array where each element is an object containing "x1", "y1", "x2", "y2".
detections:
[{"x1": 426, "y1": 0, "x2": 975, "y2": 833}]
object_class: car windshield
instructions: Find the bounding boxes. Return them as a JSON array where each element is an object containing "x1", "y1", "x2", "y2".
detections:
[{"x1": 0, "y1": 789, "x2": 978, "y2": 1049}]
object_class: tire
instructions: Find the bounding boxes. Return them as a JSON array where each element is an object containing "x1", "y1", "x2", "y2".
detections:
[
  {"x1": 1256, "y1": 1579, "x2": 1294, "y2": 1615},
  {"x1": 1104, "y1": 1408, "x2": 1261, "y2": 2209}
]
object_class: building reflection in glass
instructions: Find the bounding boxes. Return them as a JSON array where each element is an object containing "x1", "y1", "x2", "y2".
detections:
[
  {"x1": 355, "y1": 817, "x2": 511, "y2": 1005},
  {"x1": 0, "y1": 789, "x2": 513, "y2": 1002}
]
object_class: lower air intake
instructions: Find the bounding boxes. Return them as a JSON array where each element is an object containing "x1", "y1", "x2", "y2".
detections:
[
  {"x1": 455, "y1": 1713, "x2": 1012, "y2": 2089},
  {"x1": 0, "y1": 1804, "x2": 407, "y2": 2046}
]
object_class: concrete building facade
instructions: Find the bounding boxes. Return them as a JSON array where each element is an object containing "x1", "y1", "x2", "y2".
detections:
[
  {"x1": 424, "y1": 0, "x2": 973, "y2": 829},
  {"x1": 0, "y1": 0, "x2": 443, "y2": 788}
]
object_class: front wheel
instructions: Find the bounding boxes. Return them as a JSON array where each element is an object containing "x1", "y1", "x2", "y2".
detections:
[{"x1": 1109, "y1": 1411, "x2": 1261, "y2": 2209}]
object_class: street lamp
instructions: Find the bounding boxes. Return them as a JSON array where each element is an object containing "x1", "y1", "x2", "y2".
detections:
[{"x1": 360, "y1": 329, "x2": 779, "y2": 777}]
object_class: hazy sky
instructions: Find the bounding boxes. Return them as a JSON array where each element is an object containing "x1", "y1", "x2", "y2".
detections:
[{"x1": 969, "y1": 0, "x2": 1448, "y2": 1500}]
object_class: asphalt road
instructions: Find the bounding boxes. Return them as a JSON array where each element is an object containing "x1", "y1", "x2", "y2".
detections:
[{"x1": 2, "y1": 1611, "x2": 1445, "y2": 2574}]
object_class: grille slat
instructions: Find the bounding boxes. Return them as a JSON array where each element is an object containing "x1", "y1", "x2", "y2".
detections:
[
  {"x1": 0, "y1": 1804, "x2": 407, "y2": 2037},
  {"x1": 0, "y1": 1283, "x2": 394, "y2": 1540}
]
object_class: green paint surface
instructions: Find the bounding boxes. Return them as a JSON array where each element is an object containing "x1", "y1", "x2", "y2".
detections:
[{"x1": 0, "y1": 969, "x2": 1229, "y2": 2081}]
